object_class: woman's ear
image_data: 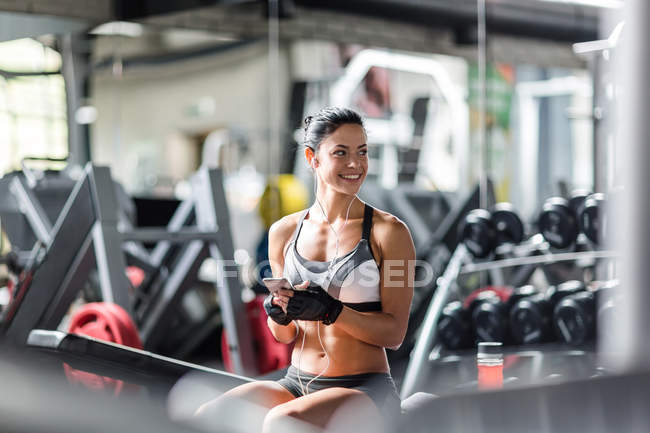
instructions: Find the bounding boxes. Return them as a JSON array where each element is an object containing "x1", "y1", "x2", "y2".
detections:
[{"x1": 304, "y1": 147, "x2": 317, "y2": 169}]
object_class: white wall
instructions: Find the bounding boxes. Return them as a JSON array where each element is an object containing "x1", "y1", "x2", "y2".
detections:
[{"x1": 90, "y1": 40, "x2": 292, "y2": 194}]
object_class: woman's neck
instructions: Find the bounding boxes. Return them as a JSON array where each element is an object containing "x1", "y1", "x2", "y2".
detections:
[{"x1": 312, "y1": 189, "x2": 360, "y2": 225}]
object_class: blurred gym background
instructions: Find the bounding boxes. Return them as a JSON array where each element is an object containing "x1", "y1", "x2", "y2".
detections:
[{"x1": 1, "y1": 1, "x2": 649, "y2": 432}]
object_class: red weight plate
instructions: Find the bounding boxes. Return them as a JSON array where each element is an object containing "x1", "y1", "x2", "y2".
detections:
[
  {"x1": 221, "y1": 295, "x2": 292, "y2": 375},
  {"x1": 463, "y1": 286, "x2": 513, "y2": 309},
  {"x1": 65, "y1": 302, "x2": 142, "y2": 396},
  {"x1": 102, "y1": 303, "x2": 143, "y2": 349},
  {"x1": 69, "y1": 303, "x2": 125, "y2": 345},
  {"x1": 126, "y1": 266, "x2": 145, "y2": 289}
]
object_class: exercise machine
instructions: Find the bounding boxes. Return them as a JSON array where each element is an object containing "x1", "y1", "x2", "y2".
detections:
[{"x1": 0, "y1": 163, "x2": 257, "y2": 376}]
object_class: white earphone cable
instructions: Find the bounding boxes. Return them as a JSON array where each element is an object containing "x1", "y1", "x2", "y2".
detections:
[{"x1": 296, "y1": 173, "x2": 356, "y2": 394}]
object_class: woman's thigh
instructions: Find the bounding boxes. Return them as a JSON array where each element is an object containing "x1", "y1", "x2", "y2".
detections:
[
  {"x1": 194, "y1": 380, "x2": 296, "y2": 432},
  {"x1": 265, "y1": 387, "x2": 387, "y2": 433},
  {"x1": 221, "y1": 380, "x2": 296, "y2": 407}
]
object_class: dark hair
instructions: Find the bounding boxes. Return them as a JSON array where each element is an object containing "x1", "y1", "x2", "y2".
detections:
[{"x1": 303, "y1": 107, "x2": 364, "y2": 151}]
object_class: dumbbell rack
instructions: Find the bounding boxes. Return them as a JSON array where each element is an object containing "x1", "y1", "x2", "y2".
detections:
[
  {"x1": 401, "y1": 245, "x2": 618, "y2": 399},
  {"x1": 459, "y1": 250, "x2": 618, "y2": 275}
]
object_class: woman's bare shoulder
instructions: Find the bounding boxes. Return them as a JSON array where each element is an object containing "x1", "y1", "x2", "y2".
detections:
[
  {"x1": 370, "y1": 207, "x2": 414, "y2": 254},
  {"x1": 371, "y1": 208, "x2": 409, "y2": 234},
  {"x1": 268, "y1": 210, "x2": 306, "y2": 251}
]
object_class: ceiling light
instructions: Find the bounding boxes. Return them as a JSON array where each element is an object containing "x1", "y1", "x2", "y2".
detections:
[
  {"x1": 90, "y1": 21, "x2": 144, "y2": 38},
  {"x1": 538, "y1": 0, "x2": 623, "y2": 9}
]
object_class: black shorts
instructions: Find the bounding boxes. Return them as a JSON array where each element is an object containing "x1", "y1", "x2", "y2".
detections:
[{"x1": 277, "y1": 366, "x2": 402, "y2": 423}]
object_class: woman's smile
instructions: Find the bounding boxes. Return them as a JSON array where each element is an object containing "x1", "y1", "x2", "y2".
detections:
[{"x1": 339, "y1": 173, "x2": 362, "y2": 181}]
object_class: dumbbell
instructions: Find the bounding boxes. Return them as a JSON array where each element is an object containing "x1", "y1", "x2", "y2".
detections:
[
  {"x1": 538, "y1": 193, "x2": 602, "y2": 285},
  {"x1": 538, "y1": 197, "x2": 580, "y2": 249},
  {"x1": 437, "y1": 301, "x2": 473, "y2": 350},
  {"x1": 472, "y1": 285, "x2": 539, "y2": 344},
  {"x1": 553, "y1": 291, "x2": 596, "y2": 346},
  {"x1": 437, "y1": 287, "x2": 511, "y2": 349},
  {"x1": 554, "y1": 280, "x2": 619, "y2": 346},
  {"x1": 579, "y1": 193, "x2": 606, "y2": 245},
  {"x1": 540, "y1": 191, "x2": 608, "y2": 249},
  {"x1": 470, "y1": 290, "x2": 510, "y2": 344},
  {"x1": 461, "y1": 203, "x2": 525, "y2": 258},
  {"x1": 568, "y1": 190, "x2": 591, "y2": 220},
  {"x1": 510, "y1": 280, "x2": 586, "y2": 345}
]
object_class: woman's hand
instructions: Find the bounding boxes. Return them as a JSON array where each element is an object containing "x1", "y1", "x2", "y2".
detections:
[
  {"x1": 263, "y1": 291, "x2": 292, "y2": 325},
  {"x1": 286, "y1": 282, "x2": 344, "y2": 325},
  {"x1": 270, "y1": 287, "x2": 295, "y2": 313},
  {"x1": 263, "y1": 281, "x2": 307, "y2": 326},
  {"x1": 271, "y1": 281, "x2": 307, "y2": 310}
]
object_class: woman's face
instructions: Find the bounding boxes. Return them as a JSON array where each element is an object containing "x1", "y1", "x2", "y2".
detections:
[{"x1": 312, "y1": 123, "x2": 368, "y2": 195}]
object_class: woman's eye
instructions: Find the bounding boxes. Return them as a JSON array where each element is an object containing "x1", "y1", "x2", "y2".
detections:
[
  {"x1": 359, "y1": 150, "x2": 368, "y2": 156},
  {"x1": 334, "y1": 150, "x2": 346, "y2": 156}
]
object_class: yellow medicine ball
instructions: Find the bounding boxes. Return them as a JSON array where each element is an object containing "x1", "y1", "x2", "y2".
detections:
[{"x1": 258, "y1": 174, "x2": 308, "y2": 229}]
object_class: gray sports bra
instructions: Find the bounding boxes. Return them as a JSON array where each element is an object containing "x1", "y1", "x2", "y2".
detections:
[{"x1": 283, "y1": 204, "x2": 382, "y2": 312}]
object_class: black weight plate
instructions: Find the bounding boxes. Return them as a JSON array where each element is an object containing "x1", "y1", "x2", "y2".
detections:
[
  {"x1": 510, "y1": 293, "x2": 552, "y2": 345},
  {"x1": 569, "y1": 190, "x2": 591, "y2": 218},
  {"x1": 547, "y1": 280, "x2": 586, "y2": 305},
  {"x1": 580, "y1": 193, "x2": 605, "y2": 245},
  {"x1": 553, "y1": 291, "x2": 596, "y2": 345},
  {"x1": 437, "y1": 301, "x2": 473, "y2": 350},
  {"x1": 506, "y1": 284, "x2": 538, "y2": 311},
  {"x1": 538, "y1": 197, "x2": 578, "y2": 249},
  {"x1": 461, "y1": 209, "x2": 496, "y2": 258},
  {"x1": 491, "y1": 202, "x2": 525, "y2": 246},
  {"x1": 472, "y1": 297, "x2": 508, "y2": 343}
]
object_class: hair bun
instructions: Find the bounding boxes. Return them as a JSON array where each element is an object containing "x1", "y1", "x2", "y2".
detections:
[{"x1": 304, "y1": 115, "x2": 313, "y2": 129}]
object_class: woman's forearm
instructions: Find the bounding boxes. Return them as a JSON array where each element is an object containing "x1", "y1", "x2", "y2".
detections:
[
  {"x1": 267, "y1": 318, "x2": 298, "y2": 344},
  {"x1": 333, "y1": 307, "x2": 405, "y2": 349}
]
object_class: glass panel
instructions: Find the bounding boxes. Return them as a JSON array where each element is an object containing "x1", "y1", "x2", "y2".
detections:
[{"x1": 0, "y1": 39, "x2": 67, "y2": 176}]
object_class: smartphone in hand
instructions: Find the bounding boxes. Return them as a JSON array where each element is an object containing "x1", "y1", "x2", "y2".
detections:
[{"x1": 262, "y1": 277, "x2": 295, "y2": 294}]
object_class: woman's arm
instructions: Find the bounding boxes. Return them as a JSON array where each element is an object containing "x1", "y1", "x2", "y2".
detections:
[
  {"x1": 333, "y1": 217, "x2": 415, "y2": 349},
  {"x1": 265, "y1": 218, "x2": 299, "y2": 344}
]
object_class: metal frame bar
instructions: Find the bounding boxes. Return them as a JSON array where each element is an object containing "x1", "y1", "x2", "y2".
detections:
[
  {"x1": 3, "y1": 172, "x2": 96, "y2": 344},
  {"x1": 193, "y1": 166, "x2": 256, "y2": 376},
  {"x1": 121, "y1": 228, "x2": 220, "y2": 243},
  {"x1": 609, "y1": 0, "x2": 650, "y2": 371},
  {"x1": 149, "y1": 198, "x2": 195, "y2": 267},
  {"x1": 118, "y1": 211, "x2": 157, "y2": 272},
  {"x1": 401, "y1": 244, "x2": 470, "y2": 399},
  {"x1": 460, "y1": 250, "x2": 618, "y2": 274},
  {"x1": 38, "y1": 231, "x2": 96, "y2": 329},
  {"x1": 9, "y1": 175, "x2": 53, "y2": 246},
  {"x1": 140, "y1": 240, "x2": 208, "y2": 346},
  {"x1": 91, "y1": 222, "x2": 133, "y2": 314},
  {"x1": 88, "y1": 166, "x2": 133, "y2": 316}
]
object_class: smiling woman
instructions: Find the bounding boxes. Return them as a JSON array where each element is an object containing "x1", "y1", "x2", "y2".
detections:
[
  {"x1": 195, "y1": 107, "x2": 415, "y2": 433},
  {"x1": 305, "y1": 116, "x2": 368, "y2": 197}
]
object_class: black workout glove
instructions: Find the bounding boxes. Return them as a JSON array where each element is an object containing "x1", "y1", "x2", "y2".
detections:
[
  {"x1": 263, "y1": 294, "x2": 293, "y2": 326},
  {"x1": 286, "y1": 286, "x2": 344, "y2": 325}
]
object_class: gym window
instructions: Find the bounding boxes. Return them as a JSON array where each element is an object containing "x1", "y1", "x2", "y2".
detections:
[{"x1": 0, "y1": 38, "x2": 68, "y2": 176}]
